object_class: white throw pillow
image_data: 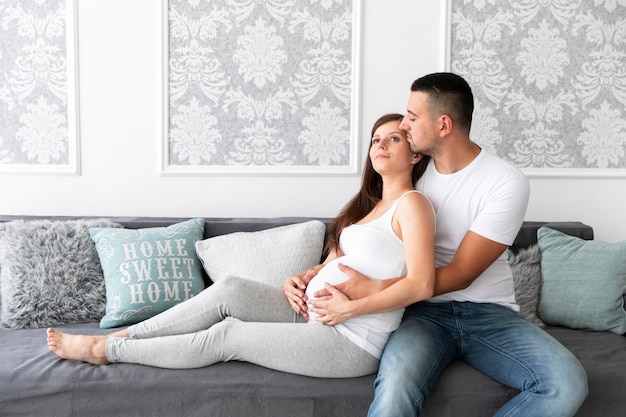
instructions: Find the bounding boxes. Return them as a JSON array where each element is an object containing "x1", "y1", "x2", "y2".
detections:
[{"x1": 195, "y1": 221, "x2": 326, "y2": 288}]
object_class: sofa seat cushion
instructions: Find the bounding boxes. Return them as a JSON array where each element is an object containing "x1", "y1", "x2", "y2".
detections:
[{"x1": 0, "y1": 322, "x2": 375, "y2": 417}]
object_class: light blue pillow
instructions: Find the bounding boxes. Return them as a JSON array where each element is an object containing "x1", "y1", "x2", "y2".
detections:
[
  {"x1": 537, "y1": 227, "x2": 626, "y2": 334},
  {"x1": 90, "y1": 218, "x2": 206, "y2": 328}
]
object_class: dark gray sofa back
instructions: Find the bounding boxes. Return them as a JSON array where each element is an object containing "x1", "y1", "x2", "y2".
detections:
[{"x1": 0, "y1": 216, "x2": 593, "y2": 251}]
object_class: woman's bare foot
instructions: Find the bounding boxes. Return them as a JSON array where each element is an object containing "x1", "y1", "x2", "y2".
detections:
[
  {"x1": 108, "y1": 328, "x2": 130, "y2": 338},
  {"x1": 47, "y1": 328, "x2": 109, "y2": 365}
]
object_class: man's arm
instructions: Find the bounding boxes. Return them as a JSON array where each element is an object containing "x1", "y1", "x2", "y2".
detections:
[
  {"x1": 311, "y1": 230, "x2": 508, "y2": 323},
  {"x1": 431, "y1": 230, "x2": 508, "y2": 295}
]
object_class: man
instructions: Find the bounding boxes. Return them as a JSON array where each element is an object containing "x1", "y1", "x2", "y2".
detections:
[{"x1": 309, "y1": 72, "x2": 588, "y2": 416}]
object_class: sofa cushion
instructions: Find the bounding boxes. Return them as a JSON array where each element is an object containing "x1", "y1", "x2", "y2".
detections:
[
  {"x1": 195, "y1": 220, "x2": 326, "y2": 288},
  {"x1": 90, "y1": 218, "x2": 206, "y2": 328},
  {"x1": 537, "y1": 227, "x2": 626, "y2": 334},
  {"x1": 0, "y1": 219, "x2": 122, "y2": 329},
  {"x1": 508, "y1": 245, "x2": 545, "y2": 327}
]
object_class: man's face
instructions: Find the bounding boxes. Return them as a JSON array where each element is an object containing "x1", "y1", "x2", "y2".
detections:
[{"x1": 399, "y1": 91, "x2": 438, "y2": 157}]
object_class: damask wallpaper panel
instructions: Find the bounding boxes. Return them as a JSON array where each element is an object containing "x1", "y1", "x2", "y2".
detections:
[
  {"x1": 161, "y1": 0, "x2": 362, "y2": 175},
  {"x1": 449, "y1": 0, "x2": 626, "y2": 177},
  {"x1": 0, "y1": 0, "x2": 79, "y2": 174}
]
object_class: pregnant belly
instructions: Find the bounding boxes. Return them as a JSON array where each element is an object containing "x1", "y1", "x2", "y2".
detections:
[
  {"x1": 305, "y1": 256, "x2": 352, "y2": 301},
  {"x1": 305, "y1": 254, "x2": 399, "y2": 323}
]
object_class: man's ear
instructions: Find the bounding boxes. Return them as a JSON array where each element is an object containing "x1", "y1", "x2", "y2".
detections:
[{"x1": 439, "y1": 114, "x2": 453, "y2": 136}]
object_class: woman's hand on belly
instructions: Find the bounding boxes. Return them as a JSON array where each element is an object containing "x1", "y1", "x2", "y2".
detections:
[
  {"x1": 284, "y1": 268, "x2": 318, "y2": 320},
  {"x1": 309, "y1": 263, "x2": 401, "y2": 325},
  {"x1": 308, "y1": 282, "x2": 354, "y2": 326},
  {"x1": 305, "y1": 257, "x2": 351, "y2": 299}
]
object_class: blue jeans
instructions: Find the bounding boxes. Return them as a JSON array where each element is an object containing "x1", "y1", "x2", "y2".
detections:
[{"x1": 368, "y1": 301, "x2": 588, "y2": 417}]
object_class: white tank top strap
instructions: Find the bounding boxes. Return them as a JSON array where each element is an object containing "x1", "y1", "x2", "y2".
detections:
[
  {"x1": 396, "y1": 189, "x2": 421, "y2": 205},
  {"x1": 373, "y1": 190, "x2": 434, "y2": 236},
  {"x1": 369, "y1": 190, "x2": 421, "y2": 231}
]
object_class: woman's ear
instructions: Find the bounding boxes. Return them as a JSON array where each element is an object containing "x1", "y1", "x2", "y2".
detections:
[{"x1": 412, "y1": 153, "x2": 423, "y2": 164}]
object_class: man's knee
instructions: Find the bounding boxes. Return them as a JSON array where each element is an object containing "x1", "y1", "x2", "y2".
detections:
[
  {"x1": 528, "y1": 354, "x2": 588, "y2": 416},
  {"x1": 558, "y1": 359, "x2": 588, "y2": 413}
]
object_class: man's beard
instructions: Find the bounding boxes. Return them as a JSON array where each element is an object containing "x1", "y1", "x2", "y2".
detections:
[{"x1": 409, "y1": 141, "x2": 435, "y2": 157}]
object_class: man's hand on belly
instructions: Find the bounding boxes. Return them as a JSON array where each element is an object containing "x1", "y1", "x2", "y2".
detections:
[{"x1": 313, "y1": 263, "x2": 390, "y2": 300}]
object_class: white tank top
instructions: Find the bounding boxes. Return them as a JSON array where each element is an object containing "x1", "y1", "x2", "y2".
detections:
[{"x1": 306, "y1": 190, "x2": 421, "y2": 358}]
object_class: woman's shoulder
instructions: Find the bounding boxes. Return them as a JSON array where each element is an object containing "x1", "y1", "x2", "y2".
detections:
[
  {"x1": 395, "y1": 190, "x2": 435, "y2": 221},
  {"x1": 397, "y1": 189, "x2": 432, "y2": 207}
]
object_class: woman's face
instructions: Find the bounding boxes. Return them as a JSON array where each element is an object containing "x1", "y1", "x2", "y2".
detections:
[{"x1": 369, "y1": 120, "x2": 418, "y2": 175}]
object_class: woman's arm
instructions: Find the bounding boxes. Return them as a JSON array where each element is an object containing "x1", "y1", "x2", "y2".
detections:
[{"x1": 310, "y1": 192, "x2": 436, "y2": 325}]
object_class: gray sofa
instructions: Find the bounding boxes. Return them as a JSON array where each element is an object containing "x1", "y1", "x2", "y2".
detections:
[{"x1": 0, "y1": 215, "x2": 624, "y2": 417}]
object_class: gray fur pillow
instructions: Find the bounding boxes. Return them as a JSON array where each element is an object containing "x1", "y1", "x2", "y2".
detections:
[
  {"x1": 508, "y1": 245, "x2": 545, "y2": 327},
  {"x1": 0, "y1": 219, "x2": 122, "y2": 329}
]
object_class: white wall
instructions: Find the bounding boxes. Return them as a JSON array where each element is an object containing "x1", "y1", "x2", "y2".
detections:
[{"x1": 2, "y1": 0, "x2": 625, "y2": 243}]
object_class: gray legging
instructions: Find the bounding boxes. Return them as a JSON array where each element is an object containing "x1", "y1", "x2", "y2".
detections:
[{"x1": 106, "y1": 276, "x2": 379, "y2": 378}]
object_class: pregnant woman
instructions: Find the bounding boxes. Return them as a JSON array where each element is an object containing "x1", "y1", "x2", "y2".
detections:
[{"x1": 47, "y1": 113, "x2": 435, "y2": 378}]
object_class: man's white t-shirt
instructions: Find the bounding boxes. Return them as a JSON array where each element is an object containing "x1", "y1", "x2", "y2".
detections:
[{"x1": 416, "y1": 150, "x2": 530, "y2": 310}]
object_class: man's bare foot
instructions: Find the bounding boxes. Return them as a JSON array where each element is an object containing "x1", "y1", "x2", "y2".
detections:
[{"x1": 47, "y1": 328, "x2": 109, "y2": 365}]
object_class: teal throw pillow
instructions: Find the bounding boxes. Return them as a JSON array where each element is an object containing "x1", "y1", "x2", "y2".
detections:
[
  {"x1": 537, "y1": 227, "x2": 626, "y2": 334},
  {"x1": 90, "y1": 218, "x2": 206, "y2": 328}
]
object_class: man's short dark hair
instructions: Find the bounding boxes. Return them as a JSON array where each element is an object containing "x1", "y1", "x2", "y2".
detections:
[{"x1": 411, "y1": 72, "x2": 474, "y2": 133}]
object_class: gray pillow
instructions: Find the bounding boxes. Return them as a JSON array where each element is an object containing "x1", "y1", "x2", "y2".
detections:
[
  {"x1": 508, "y1": 245, "x2": 545, "y2": 327},
  {"x1": 0, "y1": 219, "x2": 122, "y2": 329},
  {"x1": 195, "y1": 221, "x2": 326, "y2": 288}
]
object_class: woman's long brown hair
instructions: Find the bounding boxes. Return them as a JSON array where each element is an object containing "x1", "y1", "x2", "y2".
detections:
[{"x1": 325, "y1": 113, "x2": 430, "y2": 255}]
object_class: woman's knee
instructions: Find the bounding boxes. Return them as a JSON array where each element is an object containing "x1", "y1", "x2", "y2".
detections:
[{"x1": 212, "y1": 276, "x2": 252, "y2": 298}]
